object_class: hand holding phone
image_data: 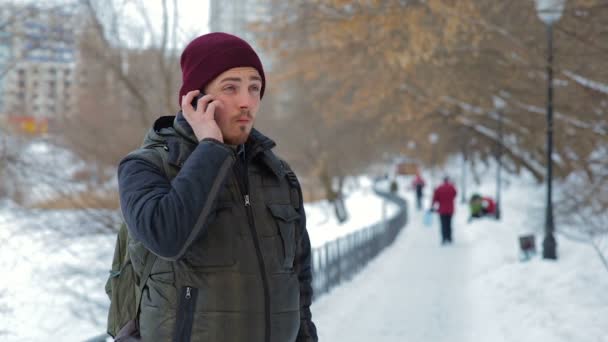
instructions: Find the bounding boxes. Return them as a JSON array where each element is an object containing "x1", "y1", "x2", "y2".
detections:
[
  {"x1": 191, "y1": 93, "x2": 206, "y2": 111},
  {"x1": 181, "y1": 90, "x2": 223, "y2": 143}
]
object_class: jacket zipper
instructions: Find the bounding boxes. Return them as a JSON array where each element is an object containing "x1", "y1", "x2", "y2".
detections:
[
  {"x1": 236, "y1": 148, "x2": 271, "y2": 342},
  {"x1": 173, "y1": 286, "x2": 198, "y2": 342}
]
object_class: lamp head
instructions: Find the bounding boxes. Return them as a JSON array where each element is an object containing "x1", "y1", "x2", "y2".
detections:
[{"x1": 535, "y1": 0, "x2": 566, "y2": 25}]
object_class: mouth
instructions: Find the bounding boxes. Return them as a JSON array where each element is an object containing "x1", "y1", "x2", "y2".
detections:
[{"x1": 236, "y1": 117, "x2": 251, "y2": 124}]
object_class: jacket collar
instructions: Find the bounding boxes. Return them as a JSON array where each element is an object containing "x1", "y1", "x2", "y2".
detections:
[
  {"x1": 172, "y1": 111, "x2": 276, "y2": 151},
  {"x1": 160, "y1": 112, "x2": 283, "y2": 177},
  {"x1": 173, "y1": 111, "x2": 198, "y2": 145}
]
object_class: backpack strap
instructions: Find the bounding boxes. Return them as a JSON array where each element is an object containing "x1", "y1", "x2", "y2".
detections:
[
  {"x1": 280, "y1": 160, "x2": 302, "y2": 211},
  {"x1": 135, "y1": 250, "x2": 157, "y2": 323},
  {"x1": 126, "y1": 143, "x2": 178, "y2": 180}
]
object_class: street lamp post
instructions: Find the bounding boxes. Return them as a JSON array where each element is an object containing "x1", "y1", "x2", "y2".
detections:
[
  {"x1": 429, "y1": 133, "x2": 439, "y2": 189},
  {"x1": 460, "y1": 128, "x2": 468, "y2": 204},
  {"x1": 535, "y1": 0, "x2": 565, "y2": 260},
  {"x1": 493, "y1": 96, "x2": 505, "y2": 220}
]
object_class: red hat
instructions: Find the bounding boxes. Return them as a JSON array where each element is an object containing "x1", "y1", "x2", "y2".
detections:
[{"x1": 178, "y1": 32, "x2": 265, "y2": 106}]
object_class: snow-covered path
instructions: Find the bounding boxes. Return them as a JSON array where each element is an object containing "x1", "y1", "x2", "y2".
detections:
[
  {"x1": 312, "y1": 179, "x2": 608, "y2": 342},
  {"x1": 313, "y1": 201, "x2": 474, "y2": 342}
]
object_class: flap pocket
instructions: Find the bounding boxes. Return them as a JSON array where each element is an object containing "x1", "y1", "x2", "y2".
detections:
[
  {"x1": 267, "y1": 204, "x2": 300, "y2": 222},
  {"x1": 267, "y1": 204, "x2": 299, "y2": 269}
]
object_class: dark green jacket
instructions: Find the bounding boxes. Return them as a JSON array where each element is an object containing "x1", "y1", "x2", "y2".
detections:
[{"x1": 118, "y1": 115, "x2": 317, "y2": 341}]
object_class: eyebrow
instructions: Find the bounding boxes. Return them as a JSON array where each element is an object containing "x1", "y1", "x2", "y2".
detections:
[{"x1": 220, "y1": 75, "x2": 262, "y2": 83}]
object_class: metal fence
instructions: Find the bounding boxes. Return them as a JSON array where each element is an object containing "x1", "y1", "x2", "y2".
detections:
[
  {"x1": 311, "y1": 186, "x2": 408, "y2": 299},
  {"x1": 85, "y1": 184, "x2": 407, "y2": 342}
]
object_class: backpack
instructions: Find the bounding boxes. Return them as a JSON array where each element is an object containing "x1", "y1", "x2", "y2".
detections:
[
  {"x1": 105, "y1": 144, "x2": 175, "y2": 338},
  {"x1": 105, "y1": 142, "x2": 303, "y2": 338}
]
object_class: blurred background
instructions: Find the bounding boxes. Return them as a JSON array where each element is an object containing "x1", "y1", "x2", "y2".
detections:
[{"x1": 0, "y1": 0, "x2": 607, "y2": 341}]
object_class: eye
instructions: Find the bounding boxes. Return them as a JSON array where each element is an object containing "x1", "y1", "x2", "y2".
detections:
[
  {"x1": 250, "y1": 84, "x2": 261, "y2": 92},
  {"x1": 223, "y1": 85, "x2": 236, "y2": 93}
]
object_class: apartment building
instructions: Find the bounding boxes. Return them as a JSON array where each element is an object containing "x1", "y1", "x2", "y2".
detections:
[{"x1": 0, "y1": 4, "x2": 78, "y2": 123}]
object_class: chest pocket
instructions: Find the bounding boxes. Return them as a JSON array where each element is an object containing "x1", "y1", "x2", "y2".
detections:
[{"x1": 267, "y1": 204, "x2": 299, "y2": 269}]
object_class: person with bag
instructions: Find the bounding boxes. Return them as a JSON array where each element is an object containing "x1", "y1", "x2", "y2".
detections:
[
  {"x1": 430, "y1": 176, "x2": 457, "y2": 245},
  {"x1": 111, "y1": 32, "x2": 317, "y2": 342}
]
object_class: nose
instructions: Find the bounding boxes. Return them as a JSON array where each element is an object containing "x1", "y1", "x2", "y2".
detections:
[{"x1": 237, "y1": 89, "x2": 253, "y2": 109}]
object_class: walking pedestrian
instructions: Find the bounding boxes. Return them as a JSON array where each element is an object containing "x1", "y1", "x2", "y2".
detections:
[
  {"x1": 431, "y1": 176, "x2": 457, "y2": 244},
  {"x1": 411, "y1": 172, "x2": 426, "y2": 210}
]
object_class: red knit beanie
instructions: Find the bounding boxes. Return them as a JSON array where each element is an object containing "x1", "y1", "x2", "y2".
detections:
[{"x1": 178, "y1": 32, "x2": 266, "y2": 106}]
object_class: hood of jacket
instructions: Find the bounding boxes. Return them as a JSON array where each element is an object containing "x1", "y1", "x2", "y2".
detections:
[{"x1": 141, "y1": 112, "x2": 283, "y2": 176}]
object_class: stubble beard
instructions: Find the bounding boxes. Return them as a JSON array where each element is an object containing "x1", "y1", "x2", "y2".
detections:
[{"x1": 224, "y1": 110, "x2": 253, "y2": 145}]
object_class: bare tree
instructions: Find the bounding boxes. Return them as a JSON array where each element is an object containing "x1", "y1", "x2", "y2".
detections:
[
  {"x1": 58, "y1": 0, "x2": 183, "y2": 174},
  {"x1": 19, "y1": 0, "x2": 198, "y2": 227}
]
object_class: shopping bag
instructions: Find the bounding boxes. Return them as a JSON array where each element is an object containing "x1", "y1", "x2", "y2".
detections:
[{"x1": 423, "y1": 210, "x2": 433, "y2": 227}]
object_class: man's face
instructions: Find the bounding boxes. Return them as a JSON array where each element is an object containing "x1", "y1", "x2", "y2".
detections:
[{"x1": 204, "y1": 67, "x2": 262, "y2": 145}]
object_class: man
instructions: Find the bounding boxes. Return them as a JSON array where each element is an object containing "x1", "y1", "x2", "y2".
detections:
[
  {"x1": 118, "y1": 32, "x2": 317, "y2": 342},
  {"x1": 431, "y1": 176, "x2": 457, "y2": 244},
  {"x1": 411, "y1": 172, "x2": 425, "y2": 210}
]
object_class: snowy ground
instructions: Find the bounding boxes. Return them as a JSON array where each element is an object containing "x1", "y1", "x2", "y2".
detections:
[
  {"x1": 0, "y1": 202, "x2": 118, "y2": 341},
  {"x1": 312, "y1": 175, "x2": 608, "y2": 342},
  {"x1": 306, "y1": 176, "x2": 399, "y2": 248}
]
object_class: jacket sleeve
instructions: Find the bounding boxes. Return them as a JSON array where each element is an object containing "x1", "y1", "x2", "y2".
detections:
[
  {"x1": 431, "y1": 189, "x2": 438, "y2": 209},
  {"x1": 118, "y1": 139, "x2": 235, "y2": 261},
  {"x1": 294, "y1": 198, "x2": 319, "y2": 341}
]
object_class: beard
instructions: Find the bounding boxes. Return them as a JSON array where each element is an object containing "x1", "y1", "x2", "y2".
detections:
[{"x1": 224, "y1": 109, "x2": 253, "y2": 145}]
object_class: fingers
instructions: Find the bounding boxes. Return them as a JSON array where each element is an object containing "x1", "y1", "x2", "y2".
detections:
[
  {"x1": 181, "y1": 90, "x2": 216, "y2": 114},
  {"x1": 203, "y1": 99, "x2": 222, "y2": 120},
  {"x1": 195, "y1": 94, "x2": 215, "y2": 114},
  {"x1": 181, "y1": 90, "x2": 200, "y2": 111}
]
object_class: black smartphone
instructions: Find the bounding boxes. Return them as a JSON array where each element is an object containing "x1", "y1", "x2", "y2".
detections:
[{"x1": 191, "y1": 93, "x2": 205, "y2": 110}]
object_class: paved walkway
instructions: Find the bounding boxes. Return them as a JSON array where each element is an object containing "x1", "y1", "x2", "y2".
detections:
[{"x1": 313, "y1": 194, "x2": 474, "y2": 341}]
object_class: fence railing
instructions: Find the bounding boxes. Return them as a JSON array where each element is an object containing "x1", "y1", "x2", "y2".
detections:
[
  {"x1": 311, "y1": 186, "x2": 408, "y2": 299},
  {"x1": 84, "y1": 183, "x2": 407, "y2": 342}
]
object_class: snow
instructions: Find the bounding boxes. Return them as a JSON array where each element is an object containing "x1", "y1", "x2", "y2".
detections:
[
  {"x1": 312, "y1": 175, "x2": 608, "y2": 342},
  {"x1": 306, "y1": 176, "x2": 399, "y2": 248},
  {"x1": 563, "y1": 70, "x2": 608, "y2": 95},
  {"x1": 1, "y1": 160, "x2": 608, "y2": 341},
  {"x1": 3, "y1": 139, "x2": 89, "y2": 207},
  {"x1": 0, "y1": 202, "x2": 119, "y2": 341}
]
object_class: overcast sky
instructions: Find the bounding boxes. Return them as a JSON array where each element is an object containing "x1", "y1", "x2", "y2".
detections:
[{"x1": 120, "y1": 0, "x2": 210, "y2": 48}]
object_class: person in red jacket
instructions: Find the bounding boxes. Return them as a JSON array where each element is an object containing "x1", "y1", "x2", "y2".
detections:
[{"x1": 431, "y1": 176, "x2": 458, "y2": 244}]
